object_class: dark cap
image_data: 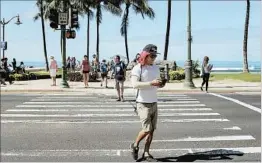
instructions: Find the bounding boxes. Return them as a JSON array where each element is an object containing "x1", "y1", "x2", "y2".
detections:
[{"x1": 143, "y1": 44, "x2": 160, "y2": 54}]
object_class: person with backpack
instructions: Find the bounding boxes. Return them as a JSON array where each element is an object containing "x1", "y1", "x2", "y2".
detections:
[
  {"x1": 130, "y1": 44, "x2": 166, "y2": 162},
  {"x1": 114, "y1": 55, "x2": 126, "y2": 101},
  {"x1": 100, "y1": 59, "x2": 108, "y2": 88}
]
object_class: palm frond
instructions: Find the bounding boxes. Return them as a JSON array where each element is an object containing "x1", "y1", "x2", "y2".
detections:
[
  {"x1": 144, "y1": 7, "x2": 155, "y2": 19},
  {"x1": 102, "y1": 2, "x2": 122, "y2": 16},
  {"x1": 33, "y1": 13, "x2": 41, "y2": 21},
  {"x1": 132, "y1": 4, "x2": 144, "y2": 19}
]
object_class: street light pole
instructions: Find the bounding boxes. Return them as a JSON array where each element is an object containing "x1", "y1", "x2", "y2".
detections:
[
  {"x1": 184, "y1": 0, "x2": 195, "y2": 88},
  {"x1": 0, "y1": 15, "x2": 22, "y2": 59}
]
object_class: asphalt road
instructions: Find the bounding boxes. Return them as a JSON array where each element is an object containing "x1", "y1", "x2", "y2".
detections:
[{"x1": 1, "y1": 92, "x2": 261, "y2": 162}]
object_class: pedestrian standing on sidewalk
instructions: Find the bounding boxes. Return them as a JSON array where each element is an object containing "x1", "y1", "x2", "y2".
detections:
[
  {"x1": 130, "y1": 44, "x2": 166, "y2": 161},
  {"x1": 200, "y1": 56, "x2": 213, "y2": 93},
  {"x1": 81, "y1": 55, "x2": 90, "y2": 88},
  {"x1": 49, "y1": 56, "x2": 58, "y2": 86},
  {"x1": 114, "y1": 55, "x2": 126, "y2": 101}
]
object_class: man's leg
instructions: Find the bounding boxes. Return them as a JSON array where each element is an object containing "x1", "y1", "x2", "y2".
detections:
[
  {"x1": 115, "y1": 80, "x2": 121, "y2": 101},
  {"x1": 143, "y1": 103, "x2": 158, "y2": 160},
  {"x1": 120, "y1": 81, "x2": 124, "y2": 101},
  {"x1": 131, "y1": 103, "x2": 152, "y2": 160}
]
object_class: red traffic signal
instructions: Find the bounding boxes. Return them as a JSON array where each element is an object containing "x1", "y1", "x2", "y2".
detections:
[{"x1": 66, "y1": 30, "x2": 76, "y2": 39}]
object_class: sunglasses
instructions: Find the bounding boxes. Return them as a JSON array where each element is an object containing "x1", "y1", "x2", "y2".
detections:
[{"x1": 149, "y1": 54, "x2": 157, "y2": 59}]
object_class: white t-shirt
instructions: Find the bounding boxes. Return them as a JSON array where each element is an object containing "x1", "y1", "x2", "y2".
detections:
[{"x1": 131, "y1": 64, "x2": 160, "y2": 103}]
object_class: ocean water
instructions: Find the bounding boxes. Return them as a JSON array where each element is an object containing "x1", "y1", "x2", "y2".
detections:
[{"x1": 23, "y1": 60, "x2": 261, "y2": 70}]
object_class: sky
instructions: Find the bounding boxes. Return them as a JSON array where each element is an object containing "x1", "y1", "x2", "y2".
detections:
[{"x1": 0, "y1": 0, "x2": 261, "y2": 63}]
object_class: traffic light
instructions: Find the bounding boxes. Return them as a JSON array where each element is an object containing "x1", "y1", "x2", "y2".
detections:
[
  {"x1": 48, "y1": 9, "x2": 58, "y2": 29},
  {"x1": 69, "y1": 7, "x2": 78, "y2": 29},
  {"x1": 66, "y1": 30, "x2": 76, "y2": 39}
]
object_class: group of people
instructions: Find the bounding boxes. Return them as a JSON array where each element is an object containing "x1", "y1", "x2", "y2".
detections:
[{"x1": 0, "y1": 57, "x2": 26, "y2": 85}]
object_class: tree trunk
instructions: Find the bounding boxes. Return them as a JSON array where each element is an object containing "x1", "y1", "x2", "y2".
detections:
[
  {"x1": 163, "y1": 0, "x2": 171, "y2": 60},
  {"x1": 124, "y1": 6, "x2": 130, "y2": 63},
  {"x1": 40, "y1": 0, "x2": 49, "y2": 71},
  {"x1": 243, "y1": 0, "x2": 250, "y2": 73},
  {"x1": 87, "y1": 9, "x2": 90, "y2": 60},
  {"x1": 96, "y1": 6, "x2": 100, "y2": 62}
]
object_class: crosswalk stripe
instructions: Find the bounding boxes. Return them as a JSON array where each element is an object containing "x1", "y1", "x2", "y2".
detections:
[
  {"x1": 0, "y1": 113, "x2": 220, "y2": 117},
  {"x1": 0, "y1": 118, "x2": 230, "y2": 124},
  {"x1": 1, "y1": 147, "x2": 260, "y2": 157},
  {"x1": 122, "y1": 135, "x2": 255, "y2": 142},
  {"x1": 30, "y1": 98, "x2": 198, "y2": 101},
  {"x1": 6, "y1": 108, "x2": 212, "y2": 112},
  {"x1": 15, "y1": 104, "x2": 206, "y2": 108},
  {"x1": 35, "y1": 96, "x2": 189, "y2": 99},
  {"x1": 23, "y1": 101, "x2": 200, "y2": 104}
]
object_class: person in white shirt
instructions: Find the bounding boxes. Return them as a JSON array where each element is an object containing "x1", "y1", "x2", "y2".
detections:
[
  {"x1": 130, "y1": 44, "x2": 166, "y2": 161},
  {"x1": 200, "y1": 56, "x2": 213, "y2": 92}
]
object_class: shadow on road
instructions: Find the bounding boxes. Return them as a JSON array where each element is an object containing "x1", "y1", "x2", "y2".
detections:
[{"x1": 136, "y1": 149, "x2": 244, "y2": 162}]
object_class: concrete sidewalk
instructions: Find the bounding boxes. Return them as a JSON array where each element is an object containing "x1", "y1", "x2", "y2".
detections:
[{"x1": 0, "y1": 78, "x2": 260, "y2": 95}]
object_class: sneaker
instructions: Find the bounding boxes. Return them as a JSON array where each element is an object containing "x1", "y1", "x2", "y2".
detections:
[
  {"x1": 121, "y1": 96, "x2": 124, "y2": 102},
  {"x1": 116, "y1": 98, "x2": 121, "y2": 101},
  {"x1": 142, "y1": 154, "x2": 158, "y2": 162},
  {"x1": 200, "y1": 87, "x2": 203, "y2": 91},
  {"x1": 130, "y1": 143, "x2": 139, "y2": 160}
]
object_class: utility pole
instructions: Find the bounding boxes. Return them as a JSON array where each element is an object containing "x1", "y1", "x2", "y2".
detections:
[
  {"x1": 60, "y1": 0, "x2": 69, "y2": 88},
  {"x1": 184, "y1": 0, "x2": 195, "y2": 88}
]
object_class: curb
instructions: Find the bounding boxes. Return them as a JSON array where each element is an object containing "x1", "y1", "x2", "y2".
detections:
[{"x1": 1, "y1": 89, "x2": 260, "y2": 94}]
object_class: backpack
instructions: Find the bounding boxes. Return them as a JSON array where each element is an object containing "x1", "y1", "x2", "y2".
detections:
[
  {"x1": 100, "y1": 63, "x2": 108, "y2": 74},
  {"x1": 115, "y1": 62, "x2": 125, "y2": 81}
]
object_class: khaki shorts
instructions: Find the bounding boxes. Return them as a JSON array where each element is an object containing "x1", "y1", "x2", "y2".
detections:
[
  {"x1": 137, "y1": 102, "x2": 158, "y2": 132},
  {"x1": 115, "y1": 79, "x2": 124, "y2": 90}
]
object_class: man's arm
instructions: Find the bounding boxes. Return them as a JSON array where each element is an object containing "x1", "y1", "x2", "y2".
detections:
[{"x1": 131, "y1": 75, "x2": 152, "y2": 89}]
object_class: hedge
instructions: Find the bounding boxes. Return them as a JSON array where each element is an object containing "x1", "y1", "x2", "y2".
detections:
[{"x1": 9, "y1": 73, "x2": 62, "y2": 81}]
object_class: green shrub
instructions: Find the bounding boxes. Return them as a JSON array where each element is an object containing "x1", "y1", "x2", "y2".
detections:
[
  {"x1": 9, "y1": 73, "x2": 61, "y2": 81},
  {"x1": 169, "y1": 70, "x2": 185, "y2": 80}
]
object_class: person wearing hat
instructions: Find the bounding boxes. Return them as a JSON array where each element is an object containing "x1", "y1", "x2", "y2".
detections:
[{"x1": 130, "y1": 44, "x2": 166, "y2": 161}]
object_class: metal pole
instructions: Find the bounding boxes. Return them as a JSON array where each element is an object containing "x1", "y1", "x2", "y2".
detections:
[
  {"x1": 184, "y1": 0, "x2": 195, "y2": 88},
  {"x1": 60, "y1": 24, "x2": 69, "y2": 88},
  {"x1": 2, "y1": 19, "x2": 5, "y2": 58},
  {"x1": 60, "y1": 0, "x2": 69, "y2": 88}
]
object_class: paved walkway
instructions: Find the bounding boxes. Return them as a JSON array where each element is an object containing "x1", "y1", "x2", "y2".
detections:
[{"x1": 0, "y1": 78, "x2": 260, "y2": 94}]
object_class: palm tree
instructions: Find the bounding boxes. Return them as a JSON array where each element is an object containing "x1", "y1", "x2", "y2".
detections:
[
  {"x1": 33, "y1": 0, "x2": 49, "y2": 71},
  {"x1": 120, "y1": 0, "x2": 155, "y2": 63},
  {"x1": 84, "y1": 4, "x2": 94, "y2": 60},
  {"x1": 243, "y1": 0, "x2": 250, "y2": 73},
  {"x1": 163, "y1": 0, "x2": 171, "y2": 60},
  {"x1": 94, "y1": 0, "x2": 122, "y2": 62}
]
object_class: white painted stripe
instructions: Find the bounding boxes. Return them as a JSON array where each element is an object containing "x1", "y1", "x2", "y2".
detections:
[
  {"x1": 0, "y1": 112, "x2": 219, "y2": 117},
  {"x1": 41, "y1": 94, "x2": 188, "y2": 97},
  {"x1": 30, "y1": 98, "x2": 197, "y2": 101},
  {"x1": 6, "y1": 108, "x2": 212, "y2": 112},
  {"x1": 36, "y1": 96, "x2": 189, "y2": 99},
  {"x1": 161, "y1": 118, "x2": 229, "y2": 122},
  {"x1": 24, "y1": 101, "x2": 200, "y2": 104},
  {"x1": 1, "y1": 147, "x2": 260, "y2": 157},
  {"x1": 210, "y1": 93, "x2": 261, "y2": 113},
  {"x1": 16, "y1": 104, "x2": 206, "y2": 108},
  {"x1": 151, "y1": 135, "x2": 255, "y2": 142},
  {"x1": 1, "y1": 118, "x2": 229, "y2": 124},
  {"x1": 223, "y1": 126, "x2": 241, "y2": 130}
]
